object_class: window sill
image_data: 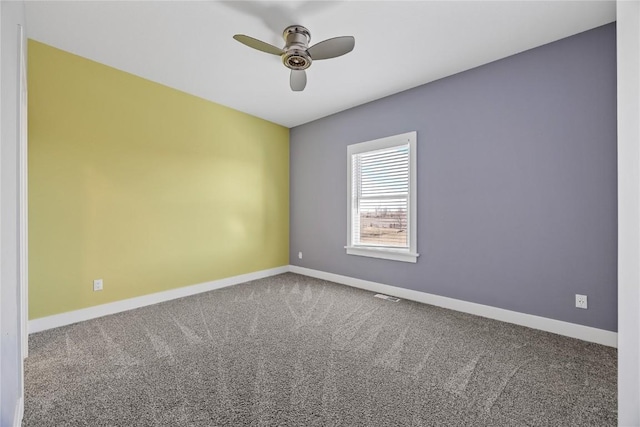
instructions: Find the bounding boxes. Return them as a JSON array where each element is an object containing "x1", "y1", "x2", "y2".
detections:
[{"x1": 345, "y1": 246, "x2": 419, "y2": 263}]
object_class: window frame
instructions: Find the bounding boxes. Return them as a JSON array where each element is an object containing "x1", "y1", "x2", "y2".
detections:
[{"x1": 346, "y1": 131, "x2": 418, "y2": 263}]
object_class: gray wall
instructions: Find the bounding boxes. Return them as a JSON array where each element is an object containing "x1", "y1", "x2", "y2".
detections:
[
  {"x1": 1, "y1": 1, "x2": 26, "y2": 425},
  {"x1": 290, "y1": 24, "x2": 617, "y2": 332}
]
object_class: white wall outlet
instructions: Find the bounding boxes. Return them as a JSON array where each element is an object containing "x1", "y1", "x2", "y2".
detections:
[
  {"x1": 298, "y1": 251, "x2": 302, "y2": 259},
  {"x1": 93, "y1": 279, "x2": 103, "y2": 292},
  {"x1": 575, "y1": 294, "x2": 588, "y2": 309}
]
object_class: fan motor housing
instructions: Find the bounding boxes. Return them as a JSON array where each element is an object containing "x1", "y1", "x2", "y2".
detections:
[{"x1": 282, "y1": 25, "x2": 312, "y2": 70}]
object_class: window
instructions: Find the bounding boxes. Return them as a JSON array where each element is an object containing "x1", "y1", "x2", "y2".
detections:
[{"x1": 346, "y1": 131, "x2": 418, "y2": 263}]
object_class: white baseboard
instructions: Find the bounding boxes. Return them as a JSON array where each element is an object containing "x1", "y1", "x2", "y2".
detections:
[
  {"x1": 14, "y1": 396, "x2": 24, "y2": 427},
  {"x1": 28, "y1": 263, "x2": 617, "y2": 348},
  {"x1": 289, "y1": 265, "x2": 618, "y2": 348},
  {"x1": 28, "y1": 266, "x2": 289, "y2": 334}
]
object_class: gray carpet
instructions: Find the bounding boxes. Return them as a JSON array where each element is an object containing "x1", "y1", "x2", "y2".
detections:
[{"x1": 23, "y1": 273, "x2": 617, "y2": 426}]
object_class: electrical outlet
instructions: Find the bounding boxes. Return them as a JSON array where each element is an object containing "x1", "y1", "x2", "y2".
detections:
[
  {"x1": 93, "y1": 279, "x2": 103, "y2": 292},
  {"x1": 575, "y1": 294, "x2": 587, "y2": 309},
  {"x1": 298, "y1": 251, "x2": 303, "y2": 259}
]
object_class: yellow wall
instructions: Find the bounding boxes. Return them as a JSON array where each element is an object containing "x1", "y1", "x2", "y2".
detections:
[{"x1": 28, "y1": 40, "x2": 289, "y2": 319}]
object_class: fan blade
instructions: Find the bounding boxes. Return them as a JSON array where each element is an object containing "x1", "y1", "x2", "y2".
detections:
[
  {"x1": 233, "y1": 34, "x2": 283, "y2": 56},
  {"x1": 290, "y1": 70, "x2": 307, "y2": 91},
  {"x1": 308, "y1": 36, "x2": 355, "y2": 60}
]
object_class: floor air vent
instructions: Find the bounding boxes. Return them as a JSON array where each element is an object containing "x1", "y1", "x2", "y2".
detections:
[{"x1": 374, "y1": 294, "x2": 401, "y2": 302}]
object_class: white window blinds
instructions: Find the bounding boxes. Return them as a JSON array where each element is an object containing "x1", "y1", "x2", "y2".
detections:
[{"x1": 352, "y1": 144, "x2": 410, "y2": 248}]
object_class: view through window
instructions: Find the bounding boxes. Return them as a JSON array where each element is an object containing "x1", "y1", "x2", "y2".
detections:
[{"x1": 353, "y1": 144, "x2": 409, "y2": 248}]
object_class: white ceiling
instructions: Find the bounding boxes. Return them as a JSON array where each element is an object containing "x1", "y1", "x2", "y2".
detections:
[{"x1": 25, "y1": 1, "x2": 616, "y2": 128}]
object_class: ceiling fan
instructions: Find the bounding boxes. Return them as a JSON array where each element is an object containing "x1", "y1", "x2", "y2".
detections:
[{"x1": 233, "y1": 25, "x2": 355, "y2": 92}]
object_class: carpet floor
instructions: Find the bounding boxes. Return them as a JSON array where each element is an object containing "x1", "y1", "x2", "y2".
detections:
[{"x1": 23, "y1": 273, "x2": 617, "y2": 426}]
